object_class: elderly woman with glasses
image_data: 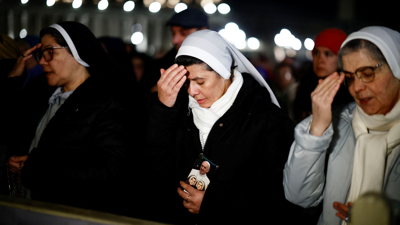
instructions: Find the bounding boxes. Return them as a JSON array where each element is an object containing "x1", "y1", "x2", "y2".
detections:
[
  {"x1": 147, "y1": 30, "x2": 300, "y2": 224},
  {"x1": 283, "y1": 26, "x2": 400, "y2": 225},
  {"x1": 4, "y1": 21, "x2": 140, "y2": 215}
]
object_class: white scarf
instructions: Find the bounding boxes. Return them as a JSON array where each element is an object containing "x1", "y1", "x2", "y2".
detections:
[
  {"x1": 189, "y1": 70, "x2": 243, "y2": 148},
  {"x1": 347, "y1": 100, "x2": 400, "y2": 205}
]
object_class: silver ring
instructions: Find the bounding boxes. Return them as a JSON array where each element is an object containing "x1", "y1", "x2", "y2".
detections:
[
  {"x1": 22, "y1": 54, "x2": 25, "y2": 57},
  {"x1": 186, "y1": 195, "x2": 190, "y2": 202}
]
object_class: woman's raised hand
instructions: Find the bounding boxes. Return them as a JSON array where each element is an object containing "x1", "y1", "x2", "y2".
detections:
[
  {"x1": 310, "y1": 72, "x2": 345, "y2": 136},
  {"x1": 157, "y1": 64, "x2": 187, "y2": 107},
  {"x1": 8, "y1": 43, "x2": 41, "y2": 78},
  {"x1": 177, "y1": 181, "x2": 205, "y2": 214}
]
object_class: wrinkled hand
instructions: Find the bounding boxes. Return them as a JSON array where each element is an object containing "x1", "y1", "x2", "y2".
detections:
[
  {"x1": 333, "y1": 201, "x2": 352, "y2": 221},
  {"x1": 310, "y1": 72, "x2": 344, "y2": 136},
  {"x1": 157, "y1": 64, "x2": 187, "y2": 107},
  {"x1": 177, "y1": 181, "x2": 205, "y2": 214},
  {"x1": 8, "y1": 43, "x2": 41, "y2": 78},
  {"x1": 8, "y1": 155, "x2": 29, "y2": 173}
]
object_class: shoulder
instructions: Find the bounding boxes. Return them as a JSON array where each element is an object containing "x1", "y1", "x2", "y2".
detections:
[
  {"x1": 238, "y1": 73, "x2": 294, "y2": 132},
  {"x1": 241, "y1": 73, "x2": 288, "y2": 117}
]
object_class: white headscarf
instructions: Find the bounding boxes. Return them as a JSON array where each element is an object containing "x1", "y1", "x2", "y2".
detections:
[
  {"x1": 340, "y1": 26, "x2": 400, "y2": 216},
  {"x1": 341, "y1": 26, "x2": 400, "y2": 79},
  {"x1": 176, "y1": 29, "x2": 280, "y2": 107}
]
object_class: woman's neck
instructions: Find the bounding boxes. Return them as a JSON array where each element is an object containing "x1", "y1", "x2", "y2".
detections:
[{"x1": 63, "y1": 68, "x2": 91, "y2": 92}]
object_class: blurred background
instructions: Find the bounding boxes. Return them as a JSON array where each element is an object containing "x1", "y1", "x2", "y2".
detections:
[{"x1": 0, "y1": 0, "x2": 397, "y2": 66}]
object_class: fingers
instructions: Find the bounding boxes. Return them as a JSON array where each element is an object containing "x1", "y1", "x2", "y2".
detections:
[
  {"x1": 333, "y1": 201, "x2": 349, "y2": 221},
  {"x1": 177, "y1": 182, "x2": 192, "y2": 199},
  {"x1": 10, "y1": 155, "x2": 28, "y2": 163},
  {"x1": 168, "y1": 67, "x2": 187, "y2": 90},
  {"x1": 313, "y1": 72, "x2": 340, "y2": 95},
  {"x1": 164, "y1": 66, "x2": 186, "y2": 88},
  {"x1": 157, "y1": 65, "x2": 187, "y2": 107},
  {"x1": 158, "y1": 64, "x2": 178, "y2": 83},
  {"x1": 24, "y1": 43, "x2": 41, "y2": 57},
  {"x1": 8, "y1": 160, "x2": 21, "y2": 173}
]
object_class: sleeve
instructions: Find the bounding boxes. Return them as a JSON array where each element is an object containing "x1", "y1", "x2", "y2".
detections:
[
  {"x1": 21, "y1": 94, "x2": 135, "y2": 189},
  {"x1": 283, "y1": 115, "x2": 334, "y2": 208},
  {"x1": 146, "y1": 92, "x2": 182, "y2": 171}
]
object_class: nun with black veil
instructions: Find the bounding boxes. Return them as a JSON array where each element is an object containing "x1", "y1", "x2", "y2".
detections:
[
  {"x1": 3, "y1": 21, "x2": 144, "y2": 216},
  {"x1": 147, "y1": 30, "x2": 302, "y2": 224}
]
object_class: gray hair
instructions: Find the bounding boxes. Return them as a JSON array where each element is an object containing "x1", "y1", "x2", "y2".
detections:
[{"x1": 338, "y1": 39, "x2": 388, "y2": 71}]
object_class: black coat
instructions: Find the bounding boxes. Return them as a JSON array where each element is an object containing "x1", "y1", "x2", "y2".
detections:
[
  {"x1": 146, "y1": 73, "x2": 303, "y2": 224},
  {"x1": 2, "y1": 77, "x2": 145, "y2": 216}
]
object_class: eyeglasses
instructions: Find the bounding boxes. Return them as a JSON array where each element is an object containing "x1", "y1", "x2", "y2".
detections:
[
  {"x1": 35, "y1": 46, "x2": 69, "y2": 62},
  {"x1": 341, "y1": 62, "x2": 385, "y2": 86}
]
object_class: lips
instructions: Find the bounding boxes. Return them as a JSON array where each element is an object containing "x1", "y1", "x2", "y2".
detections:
[
  {"x1": 359, "y1": 97, "x2": 372, "y2": 104},
  {"x1": 197, "y1": 99, "x2": 206, "y2": 104}
]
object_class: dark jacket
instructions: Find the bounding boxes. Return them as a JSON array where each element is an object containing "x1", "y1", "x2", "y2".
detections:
[
  {"x1": 147, "y1": 73, "x2": 302, "y2": 224},
  {"x1": 294, "y1": 68, "x2": 354, "y2": 123},
  {"x1": 1, "y1": 77, "x2": 144, "y2": 216}
]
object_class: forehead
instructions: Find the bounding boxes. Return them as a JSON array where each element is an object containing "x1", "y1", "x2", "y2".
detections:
[
  {"x1": 342, "y1": 50, "x2": 376, "y2": 70},
  {"x1": 186, "y1": 64, "x2": 216, "y2": 79},
  {"x1": 314, "y1": 46, "x2": 334, "y2": 53},
  {"x1": 41, "y1": 34, "x2": 58, "y2": 48},
  {"x1": 171, "y1": 26, "x2": 197, "y2": 34}
]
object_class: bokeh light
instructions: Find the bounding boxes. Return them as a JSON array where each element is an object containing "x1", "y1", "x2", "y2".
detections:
[
  {"x1": 274, "y1": 46, "x2": 286, "y2": 62},
  {"x1": 274, "y1": 28, "x2": 302, "y2": 50},
  {"x1": 21, "y1": 0, "x2": 29, "y2": 4},
  {"x1": 72, "y1": 0, "x2": 82, "y2": 9},
  {"x1": 247, "y1": 37, "x2": 260, "y2": 50},
  {"x1": 175, "y1": 3, "x2": 187, "y2": 13},
  {"x1": 225, "y1": 22, "x2": 238, "y2": 31},
  {"x1": 98, "y1": 0, "x2": 108, "y2": 10},
  {"x1": 217, "y1": 3, "x2": 230, "y2": 14},
  {"x1": 204, "y1": 3, "x2": 217, "y2": 14},
  {"x1": 149, "y1": 2, "x2": 161, "y2": 13},
  {"x1": 46, "y1": 0, "x2": 55, "y2": 6},
  {"x1": 123, "y1": 1, "x2": 135, "y2": 12},
  {"x1": 131, "y1": 23, "x2": 142, "y2": 33},
  {"x1": 19, "y1": 29, "x2": 27, "y2": 39},
  {"x1": 131, "y1": 32, "x2": 144, "y2": 45},
  {"x1": 304, "y1": 38, "x2": 315, "y2": 51}
]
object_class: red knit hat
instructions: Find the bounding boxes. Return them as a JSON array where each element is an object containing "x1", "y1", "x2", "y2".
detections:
[{"x1": 312, "y1": 28, "x2": 347, "y2": 55}]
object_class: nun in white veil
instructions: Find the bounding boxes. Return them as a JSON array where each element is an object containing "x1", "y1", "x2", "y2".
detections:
[{"x1": 147, "y1": 29, "x2": 298, "y2": 224}]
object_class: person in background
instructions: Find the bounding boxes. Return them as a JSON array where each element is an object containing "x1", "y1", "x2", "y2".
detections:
[
  {"x1": 98, "y1": 36, "x2": 136, "y2": 83},
  {"x1": 284, "y1": 26, "x2": 400, "y2": 225},
  {"x1": 16, "y1": 35, "x2": 43, "y2": 89},
  {"x1": 130, "y1": 51, "x2": 157, "y2": 98},
  {"x1": 272, "y1": 62, "x2": 299, "y2": 123},
  {"x1": 0, "y1": 33, "x2": 23, "y2": 196},
  {"x1": 294, "y1": 28, "x2": 354, "y2": 123}
]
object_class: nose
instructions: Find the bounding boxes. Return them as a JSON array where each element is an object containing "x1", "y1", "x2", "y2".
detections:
[
  {"x1": 352, "y1": 76, "x2": 365, "y2": 93},
  {"x1": 187, "y1": 82, "x2": 199, "y2": 97},
  {"x1": 317, "y1": 54, "x2": 325, "y2": 63},
  {"x1": 39, "y1": 54, "x2": 47, "y2": 66}
]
